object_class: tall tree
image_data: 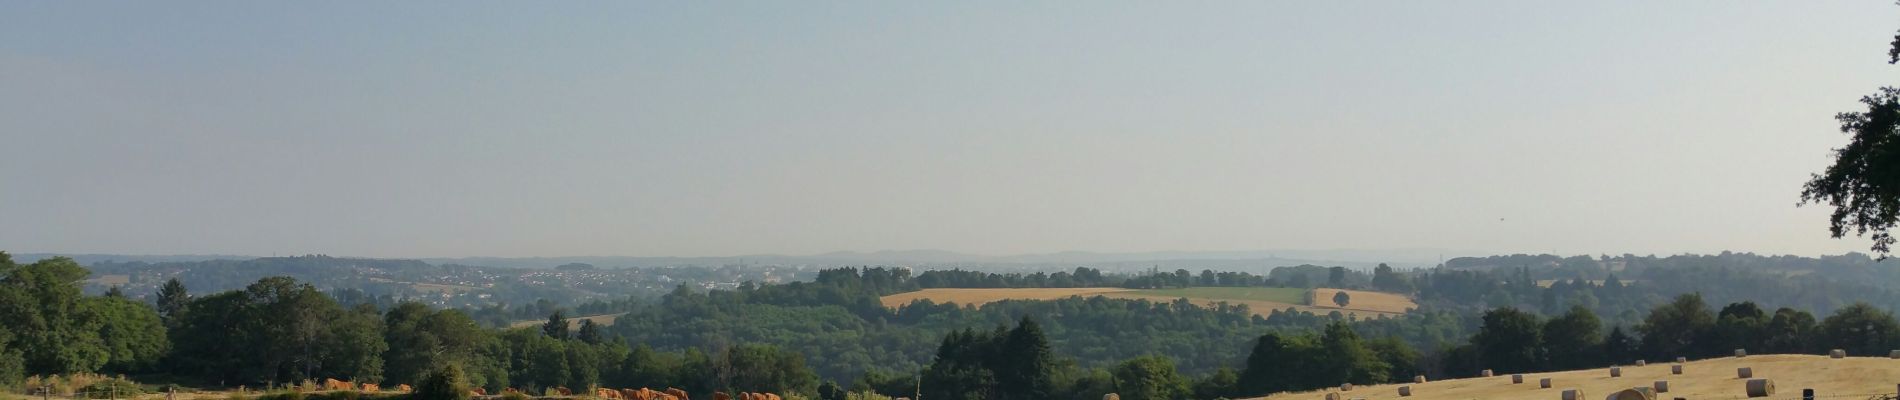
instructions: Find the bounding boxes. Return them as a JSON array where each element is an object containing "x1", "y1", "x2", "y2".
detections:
[
  {"x1": 543, "y1": 311, "x2": 570, "y2": 340},
  {"x1": 1603, "y1": 326, "x2": 1635, "y2": 365},
  {"x1": 85, "y1": 296, "x2": 168, "y2": 372},
  {"x1": 1111, "y1": 356, "x2": 1189, "y2": 400},
  {"x1": 1817, "y1": 303, "x2": 1900, "y2": 356},
  {"x1": 1764, "y1": 308, "x2": 1818, "y2": 354},
  {"x1": 1800, "y1": 4, "x2": 1900, "y2": 256},
  {"x1": 154, "y1": 278, "x2": 190, "y2": 322},
  {"x1": 1637, "y1": 293, "x2": 1715, "y2": 359},
  {"x1": 1237, "y1": 333, "x2": 1312, "y2": 396},
  {"x1": 719, "y1": 344, "x2": 820, "y2": 395},
  {"x1": 577, "y1": 320, "x2": 603, "y2": 345},
  {"x1": 1318, "y1": 322, "x2": 1387, "y2": 385},
  {"x1": 385, "y1": 302, "x2": 489, "y2": 385},
  {"x1": 1370, "y1": 264, "x2": 1413, "y2": 293},
  {"x1": 1541, "y1": 305, "x2": 1602, "y2": 370},
  {"x1": 995, "y1": 317, "x2": 1054, "y2": 400},
  {"x1": 1711, "y1": 302, "x2": 1770, "y2": 357},
  {"x1": 1471, "y1": 308, "x2": 1542, "y2": 373},
  {"x1": 0, "y1": 257, "x2": 108, "y2": 374}
]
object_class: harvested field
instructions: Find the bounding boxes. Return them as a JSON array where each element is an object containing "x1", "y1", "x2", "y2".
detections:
[
  {"x1": 881, "y1": 287, "x2": 1412, "y2": 318},
  {"x1": 879, "y1": 288, "x2": 1131, "y2": 307},
  {"x1": 1310, "y1": 288, "x2": 1416, "y2": 314},
  {"x1": 509, "y1": 312, "x2": 629, "y2": 329},
  {"x1": 1249, "y1": 354, "x2": 1900, "y2": 400}
]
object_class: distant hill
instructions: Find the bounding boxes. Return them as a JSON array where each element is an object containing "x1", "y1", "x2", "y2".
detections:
[
  {"x1": 420, "y1": 248, "x2": 1462, "y2": 271},
  {"x1": 10, "y1": 253, "x2": 254, "y2": 265}
]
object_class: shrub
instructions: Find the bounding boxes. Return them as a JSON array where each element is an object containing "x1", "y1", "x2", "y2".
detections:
[
  {"x1": 413, "y1": 365, "x2": 471, "y2": 400},
  {"x1": 78, "y1": 379, "x2": 145, "y2": 399}
]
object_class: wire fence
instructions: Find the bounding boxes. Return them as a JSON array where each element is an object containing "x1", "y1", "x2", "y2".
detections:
[{"x1": 25, "y1": 387, "x2": 188, "y2": 400}]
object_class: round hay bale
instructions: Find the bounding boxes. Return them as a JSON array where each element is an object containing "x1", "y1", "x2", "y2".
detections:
[
  {"x1": 1890, "y1": 350, "x2": 1900, "y2": 359},
  {"x1": 1481, "y1": 369, "x2": 1493, "y2": 377},
  {"x1": 1606, "y1": 387, "x2": 1655, "y2": 400},
  {"x1": 1674, "y1": 357, "x2": 1686, "y2": 363},
  {"x1": 1560, "y1": 389, "x2": 1584, "y2": 400},
  {"x1": 1734, "y1": 349, "x2": 1747, "y2": 357},
  {"x1": 1397, "y1": 386, "x2": 1412, "y2": 397},
  {"x1": 1511, "y1": 374, "x2": 1524, "y2": 384},
  {"x1": 1540, "y1": 378, "x2": 1553, "y2": 389},
  {"x1": 1653, "y1": 381, "x2": 1670, "y2": 393},
  {"x1": 1831, "y1": 349, "x2": 1846, "y2": 359},
  {"x1": 1340, "y1": 383, "x2": 1352, "y2": 392},
  {"x1": 1413, "y1": 375, "x2": 1427, "y2": 384},
  {"x1": 1744, "y1": 379, "x2": 1774, "y2": 398},
  {"x1": 1103, "y1": 394, "x2": 1118, "y2": 400},
  {"x1": 1737, "y1": 367, "x2": 1753, "y2": 379},
  {"x1": 1670, "y1": 365, "x2": 1682, "y2": 375},
  {"x1": 1323, "y1": 393, "x2": 1341, "y2": 400},
  {"x1": 1610, "y1": 367, "x2": 1622, "y2": 377}
]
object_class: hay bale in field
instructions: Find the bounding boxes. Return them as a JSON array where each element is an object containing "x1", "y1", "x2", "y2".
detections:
[
  {"x1": 1397, "y1": 386, "x2": 1412, "y2": 397},
  {"x1": 1511, "y1": 374, "x2": 1524, "y2": 384},
  {"x1": 1636, "y1": 360, "x2": 1647, "y2": 366},
  {"x1": 1610, "y1": 367, "x2": 1622, "y2": 377},
  {"x1": 1560, "y1": 388, "x2": 1584, "y2": 400},
  {"x1": 1831, "y1": 349, "x2": 1846, "y2": 358},
  {"x1": 1102, "y1": 394, "x2": 1118, "y2": 400},
  {"x1": 1734, "y1": 349, "x2": 1746, "y2": 357},
  {"x1": 1744, "y1": 379, "x2": 1774, "y2": 398},
  {"x1": 1737, "y1": 367, "x2": 1753, "y2": 378},
  {"x1": 1323, "y1": 393, "x2": 1341, "y2": 400},
  {"x1": 1606, "y1": 387, "x2": 1655, "y2": 400},
  {"x1": 1674, "y1": 357, "x2": 1686, "y2": 363},
  {"x1": 1481, "y1": 369, "x2": 1493, "y2": 377},
  {"x1": 1414, "y1": 375, "x2": 1427, "y2": 384},
  {"x1": 1340, "y1": 383, "x2": 1352, "y2": 392},
  {"x1": 1654, "y1": 381, "x2": 1670, "y2": 393},
  {"x1": 1540, "y1": 378, "x2": 1553, "y2": 389},
  {"x1": 1890, "y1": 350, "x2": 1900, "y2": 359},
  {"x1": 1670, "y1": 365, "x2": 1682, "y2": 375}
]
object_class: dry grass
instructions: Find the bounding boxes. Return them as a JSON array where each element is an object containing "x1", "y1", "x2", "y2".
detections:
[
  {"x1": 1250, "y1": 354, "x2": 1900, "y2": 400},
  {"x1": 879, "y1": 288, "x2": 1132, "y2": 308},
  {"x1": 87, "y1": 275, "x2": 131, "y2": 286},
  {"x1": 881, "y1": 287, "x2": 1412, "y2": 318},
  {"x1": 1310, "y1": 288, "x2": 1415, "y2": 314},
  {"x1": 508, "y1": 312, "x2": 629, "y2": 329}
]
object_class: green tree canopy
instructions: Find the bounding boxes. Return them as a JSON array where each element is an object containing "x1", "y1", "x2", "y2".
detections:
[
  {"x1": 1111, "y1": 356, "x2": 1189, "y2": 400},
  {"x1": 1800, "y1": 6, "x2": 1900, "y2": 256},
  {"x1": 1817, "y1": 302, "x2": 1900, "y2": 356}
]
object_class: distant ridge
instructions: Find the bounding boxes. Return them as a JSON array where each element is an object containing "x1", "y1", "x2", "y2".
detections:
[{"x1": 12, "y1": 248, "x2": 1476, "y2": 271}]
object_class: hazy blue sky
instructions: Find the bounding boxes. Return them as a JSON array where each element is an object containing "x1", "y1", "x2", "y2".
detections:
[{"x1": 2, "y1": 2, "x2": 1895, "y2": 258}]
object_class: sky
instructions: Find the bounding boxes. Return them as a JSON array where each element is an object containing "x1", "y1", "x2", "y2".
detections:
[{"x1": 1, "y1": 2, "x2": 1895, "y2": 259}]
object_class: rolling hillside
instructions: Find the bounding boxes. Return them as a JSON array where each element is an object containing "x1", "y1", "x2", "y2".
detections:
[{"x1": 1252, "y1": 354, "x2": 1900, "y2": 400}]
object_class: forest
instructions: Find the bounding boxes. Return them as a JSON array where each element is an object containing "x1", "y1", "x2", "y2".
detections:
[{"x1": 11, "y1": 251, "x2": 1900, "y2": 400}]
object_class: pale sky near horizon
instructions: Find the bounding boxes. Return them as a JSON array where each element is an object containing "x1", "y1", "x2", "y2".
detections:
[{"x1": 2, "y1": 2, "x2": 1895, "y2": 258}]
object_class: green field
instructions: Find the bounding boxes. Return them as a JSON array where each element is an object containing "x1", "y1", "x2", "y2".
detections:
[{"x1": 1123, "y1": 287, "x2": 1311, "y2": 305}]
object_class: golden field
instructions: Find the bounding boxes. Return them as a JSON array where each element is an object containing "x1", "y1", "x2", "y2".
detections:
[
  {"x1": 1251, "y1": 354, "x2": 1900, "y2": 400},
  {"x1": 879, "y1": 287, "x2": 1414, "y2": 318}
]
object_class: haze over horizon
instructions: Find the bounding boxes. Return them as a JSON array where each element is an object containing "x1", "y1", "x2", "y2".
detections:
[{"x1": 3, "y1": 2, "x2": 1893, "y2": 258}]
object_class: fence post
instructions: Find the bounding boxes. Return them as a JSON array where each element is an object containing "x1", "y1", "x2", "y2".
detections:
[{"x1": 1802, "y1": 388, "x2": 1813, "y2": 400}]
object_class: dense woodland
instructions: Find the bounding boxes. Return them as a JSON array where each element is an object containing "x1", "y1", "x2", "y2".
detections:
[{"x1": 12, "y1": 251, "x2": 1900, "y2": 400}]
